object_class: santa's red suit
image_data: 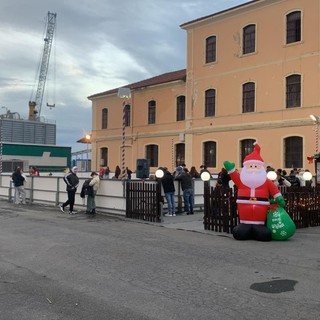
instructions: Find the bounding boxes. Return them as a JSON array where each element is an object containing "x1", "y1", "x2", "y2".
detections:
[
  {"x1": 227, "y1": 143, "x2": 282, "y2": 225},
  {"x1": 229, "y1": 170, "x2": 281, "y2": 224}
]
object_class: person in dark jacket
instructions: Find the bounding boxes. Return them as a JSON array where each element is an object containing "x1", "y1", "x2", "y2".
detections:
[
  {"x1": 218, "y1": 168, "x2": 231, "y2": 193},
  {"x1": 60, "y1": 166, "x2": 79, "y2": 214},
  {"x1": 12, "y1": 166, "x2": 26, "y2": 204},
  {"x1": 189, "y1": 166, "x2": 200, "y2": 179},
  {"x1": 114, "y1": 165, "x2": 121, "y2": 179},
  {"x1": 161, "y1": 168, "x2": 176, "y2": 216},
  {"x1": 287, "y1": 169, "x2": 301, "y2": 187},
  {"x1": 175, "y1": 168, "x2": 194, "y2": 215}
]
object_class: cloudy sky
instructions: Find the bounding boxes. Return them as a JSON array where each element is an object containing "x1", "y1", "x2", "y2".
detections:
[{"x1": 0, "y1": 0, "x2": 248, "y2": 152}]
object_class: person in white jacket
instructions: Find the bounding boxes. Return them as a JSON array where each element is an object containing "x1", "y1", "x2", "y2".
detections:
[{"x1": 87, "y1": 171, "x2": 100, "y2": 214}]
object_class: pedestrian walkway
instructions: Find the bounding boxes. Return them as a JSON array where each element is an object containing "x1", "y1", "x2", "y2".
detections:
[{"x1": 161, "y1": 212, "x2": 206, "y2": 232}]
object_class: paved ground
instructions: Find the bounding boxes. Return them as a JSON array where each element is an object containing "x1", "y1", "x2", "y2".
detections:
[{"x1": 0, "y1": 200, "x2": 319, "y2": 320}]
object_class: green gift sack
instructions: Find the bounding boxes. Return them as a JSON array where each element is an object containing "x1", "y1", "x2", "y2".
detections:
[{"x1": 267, "y1": 205, "x2": 296, "y2": 240}]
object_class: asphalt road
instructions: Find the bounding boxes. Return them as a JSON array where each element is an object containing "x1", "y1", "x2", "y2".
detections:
[{"x1": 0, "y1": 200, "x2": 319, "y2": 320}]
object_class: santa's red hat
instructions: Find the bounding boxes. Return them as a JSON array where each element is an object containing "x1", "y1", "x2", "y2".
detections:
[{"x1": 243, "y1": 142, "x2": 264, "y2": 165}]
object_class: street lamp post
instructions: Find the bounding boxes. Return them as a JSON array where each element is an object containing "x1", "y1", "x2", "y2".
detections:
[
  {"x1": 117, "y1": 88, "x2": 131, "y2": 177},
  {"x1": 85, "y1": 134, "x2": 91, "y2": 172},
  {"x1": 201, "y1": 171, "x2": 211, "y2": 230},
  {"x1": 155, "y1": 169, "x2": 164, "y2": 222},
  {"x1": 310, "y1": 114, "x2": 320, "y2": 184}
]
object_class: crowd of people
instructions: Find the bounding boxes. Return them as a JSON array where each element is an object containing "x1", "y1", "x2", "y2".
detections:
[
  {"x1": 98, "y1": 166, "x2": 133, "y2": 180},
  {"x1": 266, "y1": 166, "x2": 313, "y2": 188},
  {"x1": 156, "y1": 164, "x2": 216, "y2": 216}
]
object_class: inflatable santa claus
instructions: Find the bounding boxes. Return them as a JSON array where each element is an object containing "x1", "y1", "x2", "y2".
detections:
[{"x1": 224, "y1": 143, "x2": 285, "y2": 241}]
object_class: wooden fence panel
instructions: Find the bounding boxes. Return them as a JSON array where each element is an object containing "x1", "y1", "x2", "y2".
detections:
[
  {"x1": 126, "y1": 181, "x2": 161, "y2": 222},
  {"x1": 204, "y1": 186, "x2": 320, "y2": 234}
]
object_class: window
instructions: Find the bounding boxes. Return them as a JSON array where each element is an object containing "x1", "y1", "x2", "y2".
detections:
[
  {"x1": 124, "y1": 104, "x2": 131, "y2": 127},
  {"x1": 240, "y1": 139, "x2": 255, "y2": 164},
  {"x1": 176, "y1": 96, "x2": 185, "y2": 121},
  {"x1": 286, "y1": 74, "x2": 301, "y2": 108},
  {"x1": 100, "y1": 147, "x2": 108, "y2": 166},
  {"x1": 102, "y1": 108, "x2": 108, "y2": 129},
  {"x1": 203, "y1": 141, "x2": 216, "y2": 167},
  {"x1": 175, "y1": 143, "x2": 185, "y2": 166},
  {"x1": 148, "y1": 100, "x2": 156, "y2": 124},
  {"x1": 242, "y1": 82, "x2": 255, "y2": 113},
  {"x1": 146, "y1": 144, "x2": 158, "y2": 167},
  {"x1": 206, "y1": 36, "x2": 216, "y2": 63},
  {"x1": 205, "y1": 89, "x2": 216, "y2": 117},
  {"x1": 286, "y1": 11, "x2": 301, "y2": 44},
  {"x1": 243, "y1": 24, "x2": 256, "y2": 54},
  {"x1": 284, "y1": 136, "x2": 303, "y2": 168}
]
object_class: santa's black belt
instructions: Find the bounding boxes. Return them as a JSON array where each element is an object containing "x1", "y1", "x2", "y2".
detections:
[{"x1": 237, "y1": 196, "x2": 269, "y2": 201}]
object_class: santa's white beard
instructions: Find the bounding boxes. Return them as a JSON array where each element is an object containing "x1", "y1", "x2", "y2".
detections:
[{"x1": 240, "y1": 167, "x2": 267, "y2": 188}]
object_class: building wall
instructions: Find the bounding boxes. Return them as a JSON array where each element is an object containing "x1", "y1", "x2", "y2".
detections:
[
  {"x1": 90, "y1": 0, "x2": 320, "y2": 174},
  {"x1": 92, "y1": 81, "x2": 186, "y2": 172},
  {"x1": 182, "y1": 0, "x2": 320, "y2": 170}
]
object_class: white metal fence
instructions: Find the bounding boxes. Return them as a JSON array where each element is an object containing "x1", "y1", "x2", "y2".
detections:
[{"x1": 0, "y1": 175, "x2": 211, "y2": 216}]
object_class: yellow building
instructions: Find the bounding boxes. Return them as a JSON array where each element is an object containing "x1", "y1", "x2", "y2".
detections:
[{"x1": 88, "y1": 0, "x2": 320, "y2": 175}]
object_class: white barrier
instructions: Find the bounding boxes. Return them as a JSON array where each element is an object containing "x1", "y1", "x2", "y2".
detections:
[{"x1": 0, "y1": 175, "x2": 214, "y2": 216}]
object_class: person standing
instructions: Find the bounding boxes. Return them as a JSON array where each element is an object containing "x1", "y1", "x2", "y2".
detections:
[
  {"x1": 11, "y1": 166, "x2": 27, "y2": 205},
  {"x1": 161, "y1": 168, "x2": 176, "y2": 216},
  {"x1": 30, "y1": 166, "x2": 40, "y2": 176},
  {"x1": 114, "y1": 165, "x2": 121, "y2": 179},
  {"x1": 189, "y1": 166, "x2": 200, "y2": 179},
  {"x1": 98, "y1": 167, "x2": 105, "y2": 179},
  {"x1": 218, "y1": 168, "x2": 231, "y2": 193},
  {"x1": 104, "y1": 166, "x2": 110, "y2": 179},
  {"x1": 86, "y1": 171, "x2": 100, "y2": 214},
  {"x1": 126, "y1": 167, "x2": 133, "y2": 180},
  {"x1": 175, "y1": 168, "x2": 194, "y2": 215},
  {"x1": 60, "y1": 166, "x2": 79, "y2": 214}
]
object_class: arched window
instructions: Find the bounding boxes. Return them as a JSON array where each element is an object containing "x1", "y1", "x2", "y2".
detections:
[
  {"x1": 206, "y1": 36, "x2": 216, "y2": 63},
  {"x1": 286, "y1": 74, "x2": 301, "y2": 108},
  {"x1": 176, "y1": 96, "x2": 185, "y2": 121},
  {"x1": 100, "y1": 147, "x2": 108, "y2": 166},
  {"x1": 284, "y1": 136, "x2": 303, "y2": 168},
  {"x1": 146, "y1": 144, "x2": 158, "y2": 167},
  {"x1": 205, "y1": 89, "x2": 216, "y2": 117},
  {"x1": 240, "y1": 139, "x2": 256, "y2": 165},
  {"x1": 148, "y1": 100, "x2": 156, "y2": 124},
  {"x1": 243, "y1": 24, "x2": 256, "y2": 54},
  {"x1": 286, "y1": 11, "x2": 301, "y2": 44},
  {"x1": 203, "y1": 141, "x2": 216, "y2": 168},
  {"x1": 242, "y1": 82, "x2": 255, "y2": 113},
  {"x1": 102, "y1": 108, "x2": 108, "y2": 129},
  {"x1": 175, "y1": 143, "x2": 185, "y2": 166},
  {"x1": 124, "y1": 104, "x2": 131, "y2": 127}
]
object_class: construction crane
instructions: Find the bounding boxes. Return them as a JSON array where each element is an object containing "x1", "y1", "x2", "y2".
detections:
[{"x1": 29, "y1": 11, "x2": 57, "y2": 121}]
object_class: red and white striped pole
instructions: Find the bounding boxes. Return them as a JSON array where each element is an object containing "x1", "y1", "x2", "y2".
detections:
[
  {"x1": 117, "y1": 87, "x2": 131, "y2": 178},
  {"x1": 122, "y1": 100, "x2": 126, "y2": 177}
]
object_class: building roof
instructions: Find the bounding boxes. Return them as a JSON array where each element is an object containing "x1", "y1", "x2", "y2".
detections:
[
  {"x1": 87, "y1": 69, "x2": 186, "y2": 100},
  {"x1": 180, "y1": 0, "x2": 259, "y2": 29}
]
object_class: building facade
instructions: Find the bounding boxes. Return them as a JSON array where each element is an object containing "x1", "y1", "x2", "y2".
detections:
[{"x1": 88, "y1": 0, "x2": 320, "y2": 175}]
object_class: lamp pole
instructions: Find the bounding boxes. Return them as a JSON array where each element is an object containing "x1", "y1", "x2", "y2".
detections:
[
  {"x1": 310, "y1": 114, "x2": 320, "y2": 184},
  {"x1": 155, "y1": 169, "x2": 164, "y2": 222},
  {"x1": 201, "y1": 171, "x2": 211, "y2": 230},
  {"x1": 117, "y1": 88, "x2": 131, "y2": 177},
  {"x1": 85, "y1": 134, "x2": 91, "y2": 172}
]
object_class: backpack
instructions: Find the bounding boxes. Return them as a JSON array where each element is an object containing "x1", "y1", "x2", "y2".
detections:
[{"x1": 80, "y1": 179, "x2": 93, "y2": 198}]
